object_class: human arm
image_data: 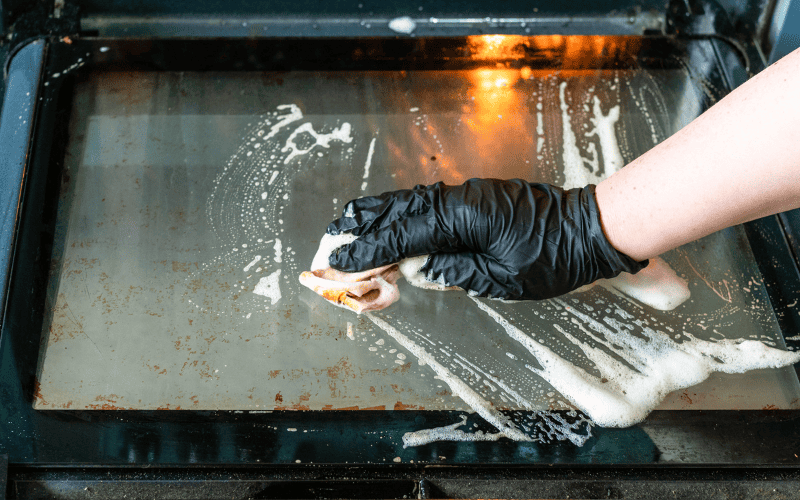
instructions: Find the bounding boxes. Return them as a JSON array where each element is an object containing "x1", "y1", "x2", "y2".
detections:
[
  {"x1": 595, "y1": 46, "x2": 800, "y2": 261},
  {"x1": 326, "y1": 47, "x2": 800, "y2": 301}
]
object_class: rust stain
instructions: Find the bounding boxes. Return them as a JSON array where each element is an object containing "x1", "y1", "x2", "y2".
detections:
[
  {"x1": 321, "y1": 405, "x2": 360, "y2": 411},
  {"x1": 190, "y1": 395, "x2": 199, "y2": 406},
  {"x1": 33, "y1": 380, "x2": 48, "y2": 406},
  {"x1": 155, "y1": 404, "x2": 182, "y2": 410},
  {"x1": 392, "y1": 362, "x2": 412, "y2": 374},
  {"x1": 762, "y1": 404, "x2": 778, "y2": 410},
  {"x1": 268, "y1": 370, "x2": 281, "y2": 379},
  {"x1": 274, "y1": 404, "x2": 311, "y2": 410},
  {"x1": 172, "y1": 261, "x2": 189, "y2": 272},
  {"x1": 94, "y1": 394, "x2": 121, "y2": 403},
  {"x1": 275, "y1": 392, "x2": 283, "y2": 403},
  {"x1": 86, "y1": 403, "x2": 130, "y2": 410},
  {"x1": 394, "y1": 402, "x2": 424, "y2": 410}
]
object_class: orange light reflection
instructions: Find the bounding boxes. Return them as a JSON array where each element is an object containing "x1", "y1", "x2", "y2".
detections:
[{"x1": 463, "y1": 67, "x2": 531, "y2": 164}]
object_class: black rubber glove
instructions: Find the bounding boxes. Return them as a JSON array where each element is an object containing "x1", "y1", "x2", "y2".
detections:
[{"x1": 327, "y1": 178, "x2": 648, "y2": 300}]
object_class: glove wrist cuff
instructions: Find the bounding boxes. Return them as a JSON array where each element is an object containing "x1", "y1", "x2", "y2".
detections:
[{"x1": 582, "y1": 184, "x2": 649, "y2": 278}]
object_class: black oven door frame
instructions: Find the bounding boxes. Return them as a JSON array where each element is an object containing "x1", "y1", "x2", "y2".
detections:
[{"x1": 1, "y1": 36, "x2": 800, "y2": 480}]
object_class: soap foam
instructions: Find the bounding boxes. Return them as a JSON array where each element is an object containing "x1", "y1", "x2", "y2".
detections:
[
  {"x1": 473, "y1": 297, "x2": 800, "y2": 427},
  {"x1": 310, "y1": 233, "x2": 446, "y2": 290},
  {"x1": 361, "y1": 136, "x2": 377, "y2": 192},
  {"x1": 282, "y1": 122, "x2": 353, "y2": 164},
  {"x1": 253, "y1": 270, "x2": 282, "y2": 305},
  {"x1": 388, "y1": 16, "x2": 416, "y2": 34}
]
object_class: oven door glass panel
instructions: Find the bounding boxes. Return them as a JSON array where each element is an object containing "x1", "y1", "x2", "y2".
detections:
[{"x1": 35, "y1": 66, "x2": 800, "y2": 416}]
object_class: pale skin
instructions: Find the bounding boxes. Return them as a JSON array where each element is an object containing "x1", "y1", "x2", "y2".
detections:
[{"x1": 596, "y1": 46, "x2": 800, "y2": 262}]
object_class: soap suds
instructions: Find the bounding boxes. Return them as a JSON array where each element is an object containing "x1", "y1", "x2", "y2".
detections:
[
  {"x1": 403, "y1": 416, "x2": 504, "y2": 447},
  {"x1": 243, "y1": 255, "x2": 261, "y2": 272},
  {"x1": 253, "y1": 270, "x2": 282, "y2": 305},
  {"x1": 388, "y1": 16, "x2": 416, "y2": 34},
  {"x1": 282, "y1": 122, "x2": 353, "y2": 164},
  {"x1": 274, "y1": 238, "x2": 283, "y2": 263},
  {"x1": 473, "y1": 297, "x2": 800, "y2": 427},
  {"x1": 361, "y1": 136, "x2": 377, "y2": 192}
]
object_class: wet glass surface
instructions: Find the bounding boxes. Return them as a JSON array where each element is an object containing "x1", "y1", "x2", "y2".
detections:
[{"x1": 34, "y1": 61, "x2": 800, "y2": 416}]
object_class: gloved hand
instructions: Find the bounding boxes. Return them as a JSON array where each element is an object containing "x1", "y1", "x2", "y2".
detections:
[{"x1": 327, "y1": 178, "x2": 648, "y2": 300}]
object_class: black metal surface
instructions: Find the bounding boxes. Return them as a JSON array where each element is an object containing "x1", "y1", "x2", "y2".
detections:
[
  {"x1": 0, "y1": 39, "x2": 44, "y2": 329},
  {"x1": 0, "y1": 455, "x2": 7, "y2": 500},
  {"x1": 1, "y1": 37, "x2": 800, "y2": 472},
  {"x1": 8, "y1": 465, "x2": 800, "y2": 499},
  {"x1": 0, "y1": 42, "x2": 8, "y2": 113},
  {"x1": 70, "y1": 0, "x2": 663, "y2": 16}
]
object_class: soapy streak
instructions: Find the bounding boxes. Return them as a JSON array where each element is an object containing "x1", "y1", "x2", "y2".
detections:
[
  {"x1": 402, "y1": 416, "x2": 503, "y2": 447},
  {"x1": 361, "y1": 136, "x2": 377, "y2": 192},
  {"x1": 282, "y1": 122, "x2": 353, "y2": 164},
  {"x1": 366, "y1": 313, "x2": 533, "y2": 442},
  {"x1": 243, "y1": 255, "x2": 261, "y2": 272},
  {"x1": 473, "y1": 296, "x2": 800, "y2": 427}
]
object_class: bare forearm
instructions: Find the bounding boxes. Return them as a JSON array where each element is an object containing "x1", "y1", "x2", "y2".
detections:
[{"x1": 596, "y1": 47, "x2": 800, "y2": 262}]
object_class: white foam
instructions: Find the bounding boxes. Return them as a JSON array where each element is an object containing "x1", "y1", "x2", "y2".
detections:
[
  {"x1": 361, "y1": 136, "x2": 377, "y2": 192},
  {"x1": 588, "y1": 96, "x2": 623, "y2": 173},
  {"x1": 243, "y1": 255, "x2": 261, "y2": 272},
  {"x1": 388, "y1": 16, "x2": 416, "y2": 34},
  {"x1": 600, "y1": 257, "x2": 690, "y2": 311},
  {"x1": 560, "y1": 82, "x2": 610, "y2": 189},
  {"x1": 311, "y1": 233, "x2": 357, "y2": 271},
  {"x1": 281, "y1": 122, "x2": 353, "y2": 164},
  {"x1": 473, "y1": 297, "x2": 800, "y2": 427},
  {"x1": 262, "y1": 104, "x2": 304, "y2": 142},
  {"x1": 253, "y1": 270, "x2": 282, "y2": 305},
  {"x1": 310, "y1": 235, "x2": 449, "y2": 291},
  {"x1": 403, "y1": 416, "x2": 504, "y2": 447},
  {"x1": 274, "y1": 239, "x2": 283, "y2": 263}
]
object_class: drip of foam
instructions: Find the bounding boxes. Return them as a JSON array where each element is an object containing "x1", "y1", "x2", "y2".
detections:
[
  {"x1": 361, "y1": 136, "x2": 377, "y2": 192},
  {"x1": 282, "y1": 122, "x2": 353, "y2": 164},
  {"x1": 262, "y1": 104, "x2": 304, "y2": 142},
  {"x1": 243, "y1": 255, "x2": 261, "y2": 272},
  {"x1": 473, "y1": 297, "x2": 800, "y2": 427},
  {"x1": 402, "y1": 416, "x2": 503, "y2": 447},
  {"x1": 388, "y1": 16, "x2": 416, "y2": 34},
  {"x1": 253, "y1": 270, "x2": 282, "y2": 305},
  {"x1": 560, "y1": 82, "x2": 604, "y2": 189},
  {"x1": 274, "y1": 238, "x2": 283, "y2": 263}
]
